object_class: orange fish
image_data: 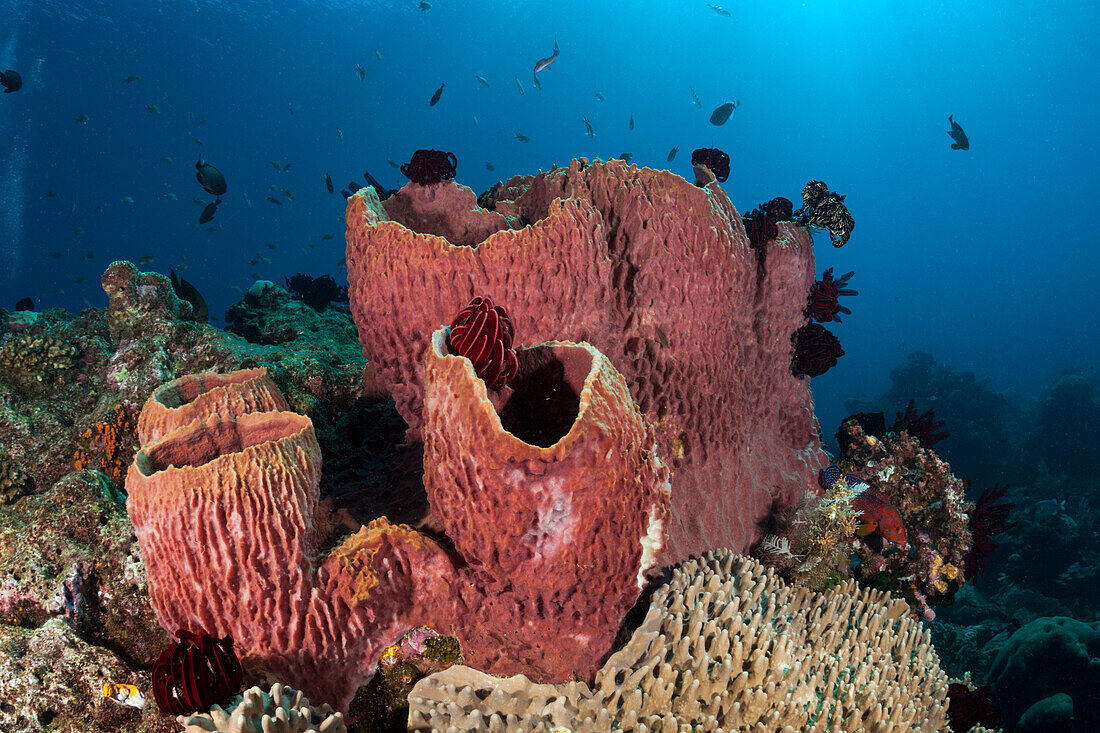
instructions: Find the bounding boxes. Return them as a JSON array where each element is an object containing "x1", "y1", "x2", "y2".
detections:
[
  {"x1": 533, "y1": 37, "x2": 559, "y2": 74},
  {"x1": 851, "y1": 487, "x2": 907, "y2": 545}
]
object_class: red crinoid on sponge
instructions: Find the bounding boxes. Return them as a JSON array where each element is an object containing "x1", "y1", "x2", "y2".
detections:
[
  {"x1": 152, "y1": 630, "x2": 243, "y2": 715},
  {"x1": 790, "y1": 322, "x2": 844, "y2": 377},
  {"x1": 400, "y1": 149, "x2": 457, "y2": 186},
  {"x1": 446, "y1": 296, "x2": 519, "y2": 390},
  {"x1": 744, "y1": 207, "x2": 779, "y2": 248},
  {"x1": 805, "y1": 267, "x2": 857, "y2": 323}
]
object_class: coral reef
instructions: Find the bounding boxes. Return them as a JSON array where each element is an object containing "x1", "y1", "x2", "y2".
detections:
[
  {"x1": 836, "y1": 419, "x2": 973, "y2": 620},
  {"x1": 345, "y1": 158, "x2": 827, "y2": 564},
  {"x1": 988, "y1": 616, "x2": 1100, "y2": 731},
  {"x1": 0, "y1": 449, "x2": 32, "y2": 503},
  {"x1": 408, "y1": 551, "x2": 950, "y2": 732}
]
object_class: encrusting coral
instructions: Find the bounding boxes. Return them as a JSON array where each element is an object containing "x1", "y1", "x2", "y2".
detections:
[
  {"x1": 408, "y1": 550, "x2": 950, "y2": 732},
  {"x1": 0, "y1": 333, "x2": 79, "y2": 394}
]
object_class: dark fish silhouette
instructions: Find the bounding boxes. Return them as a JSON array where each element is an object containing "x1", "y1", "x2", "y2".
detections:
[
  {"x1": 667, "y1": 146, "x2": 679, "y2": 162},
  {"x1": 195, "y1": 158, "x2": 227, "y2": 195},
  {"x1": 429, "y1": 82, "x2": 445, "y2": 106},
  {"x1": 265, "y1": 196, "x2": 283, "y2": 206},
  {"x1": 629, "y1": 114, "x2": 634, "y2": 131},
  {"x1": 199, "y1": 197, "x2": 221, "y2": 224},
  {"x1": 948, "y1": 115, "x2": 970, "y2": 150},
  {"x1": 347, "y1": 181, "x2": 362, "y2": 192},
  {"x1": 363, "y1": 171, "x2": 392, "y2": 197},
  {"x1": 355, "y1": 64, "x2": 365, "y2": 81},
  {"x1": 710, "y1": 101, "x2": 737, "y2": 126},
  {"x1": 0, "y1": 69, "x2": 22, "y2": 93},
  {"x1": 14, "y1": 297, "x2": 33, "y2": 311},
  {"x1": 169, "y1": 269, "x2": 209, "y2": 322},
  {"x1": 123, "y1": 75, "x2": 139, "y2": 83},
  {"x1": 324, "y1": 173, "x2": 334, "y2": 194},
  {"x1": 340, "y1": 189, "x2": 351, "y2": 198}
]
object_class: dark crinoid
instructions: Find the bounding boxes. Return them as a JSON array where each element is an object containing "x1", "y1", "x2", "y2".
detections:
[
  {"x1": 284, "y1": 273, "x2": 349, "y2": 312},
  {"x1": 946, "y1": 682, "x2": 1003, "y2": 732},
  {"x1": 400, "y1": 149, "x2": 457, "y2": 186},
  {"x1": 690, "y1": 147, "x2": 730, "y2": 182},
  {"x1": 743, "y1": 207, "x2": 779, "y2": 248},
  {"x1": 893, "y1": 398, "x2": 948, "y2": 447},
  {"x1": 763, "y1": 196, "x2": 793, "y2": 222},
  {"x1": 790, "y1": 322, "x2": 844, "y2": 377},
  {"x1": 964, "y1": 483, "x2": 1014, "y2": 578},
  {"x1": 447, "y1": 295, "x2": 519, "y2": 390},
  {"x1": 794, "y1": 180, "x2": 854, "y2": 247},
  {"x1": 805, "y1": 267, "x2": 857, "y2": 323},
  {"x1": 152, "y1": 630, "x2": 243, "y2": 715}
]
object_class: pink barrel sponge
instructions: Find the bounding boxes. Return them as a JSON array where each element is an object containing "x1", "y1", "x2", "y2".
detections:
[{"x1": 345, "y1": 158, "x2": 828, "y2": 564}]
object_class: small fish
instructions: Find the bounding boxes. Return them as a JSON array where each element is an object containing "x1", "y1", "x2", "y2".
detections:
[
  {"x1": 196, "y1": 157, "x2": 227, "y2": 195},
  {"x1": 270, "y1": 184, "x2": 280, "y2": 192},
  {"x1": 419, "y1": 0, "x2": 431, "y2": 9},
  {"x1": 582, "y1": 116, "x2": 594, "y2": 138},
  {"x1": 347, "y1": 181, "x2": 362, "y2": 191},
  {"x1": 667, "y1": 146, "x2": 679, "y2": 162},
  {"x1": 0, "y1": 69, "x2": 22, "y2": 93},
  {"x1": 948, "y1": 114, "x2": 970, "y2": 150},
  {"x1": 73, "y1": 276, "x2": 85, "y2": 284},
  {"x1": 472, "y1": 115, "x2": 478, "y2": 126},
  {"x1": 120, "y1": 196, "x2": 134, "y2": 203},
  {"x1": 1034, "y1": 498, "x2": 1067, "y2": 516},
  {"x1": 205, "y1": 226, "x2": 219, "y2": 232},
  {"x1": 375, "y1": 49, "x2": 382, "y2": 61},
  {"x1": 655, "y1": 325, "x2": 669, "y2": 348},
  {"x1": 82, "y1": 250, "x2": 94, "y2": 260},
  {"x1": 340, "y1": 189, "x2": 351, "y2": 198},
  {"x1": 531, "y1": 74, "x2": 542, "y2": 91},
  {"x1": 123, "y1": 75, "x2": 139, "y2": 83},
  {"x1": 618, "y1": 152, "x2": 634, "y2": 163},
  {"x1": 338, "y1": 256, "x2": 347, "y2": 269},
  {"x1": 265, "y1": 243, "x2": 276, "y2": 249},
  {"x1": 288, "y1": 104, "x2": 296, "y2": 115},
  {"x1": 388, "y1": 159, "x2": 400, "y2": 169},
  {"x1": 231, "y1": 285, "x2": 245, "y2": 295},
  {"x1": 476, "y1": 75, "x2": 490, "y2": 87},
  {"x1": 198, "y1": 117, "x2": 206, "y2": 124},
  {"x1": 689, "y1": 86, "x2": 701, "y2": 108},
  {"x1": 165, "y1": 193, "x2": 178, "y2": 201},
  {"x1": 533, "y1": 37, "x2": 559, "y2": 74},
  {"x1": 514, "y1": 75, "x2": 525, "y2": 95},
  {"x1": 42, "y1": 190, "x2": 59, "y2": 198},
  {"x1": 429, "y1": 82, "x2": 445, "y2": 106},
  {"x1": 162, "y1": 156, "x2": 173, "y2": 165},
  {"x1": 629, "y1": 114, "x2": 634, "y2": 130},
  {"x1": 707, "y1": 3, "x2": 731, "y2": 16},
  {"x1": 74, "y1": 113, "x2": 90, "y2": 124},
  {"x1": 299, "y1": 245, "x2": 309, "y2": 257},
  {"x1": 321, "y1": 233, "x2": 335, "y2": 241},
  {"x1": 270, "y1": 160, "x2": 282, "y2": 170},
  {"x1": 281, "y1": 161, "x2": 292, "y2": 172},
  {"x1": 146, "y1": 104, "x2": 160, "y2": 114},
  {"x1": 324, "y1": 173, "x2": 334, "y2": 194},
  {"x1": 72, "y1": 227, "x2": 85, "y2": 235},
  {"x1": 356, "y1": 64, "x2": 366, "y2": 81},
  {"x1": 192, "y1": 197, "x2": 207, "y2": 206},
  {"x1": 485, "y1": 162, "x2": 494, "y2": 171},
  {"x1": 710, "y1": 100, "x2": 737, "y2": 126},
  {"x1": 281, "y1": 188, "x2": 294, "y2": 200},
  {"x1": 336, "y1": 127, "x2": 343, "y2": 141},
  {"x1": 266, "y1": 196, "x2": 283, "y2": 206},
  {"x1": 594, "y1": 91, "x2": 605, "y2": 102},
  {"x1": 69, "y1": 203, "x2": 77, "y2": 217},
  {"x1": 192, "y1": 137, "x2": 204, "y2": 146},
  {"x1": 139, "y1": 254, "x2": 154, "y2": 264},
  {"x1": 199, "y1": 197, "x2": 221, "y2": 224},
  {"x1": 170, "y1": 269, "x2": 208, "y2": 322},
  {"x1": 515, "y1": 133, "x2": 531, "y2": 142},
  {"x1": 103, "y1": 682, "x2": 145, "y2": 710}
]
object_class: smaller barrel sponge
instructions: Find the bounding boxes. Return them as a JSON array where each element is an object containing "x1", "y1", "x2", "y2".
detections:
[
  {"x1": 177, "y1": 683, "x2": 346, "y2": 733},
  {"x1": 408, "y1": 550, "x2": 949, "y2": 732},
  {"x1": 0, "y1": 334, "x2": 79, "y2": 393}
]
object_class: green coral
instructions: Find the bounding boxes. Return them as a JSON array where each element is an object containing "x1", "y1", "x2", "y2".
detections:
[
  {"x1": 0, "y1": 335, "x2": 79, "y2": 394},
  {"x1": 0, "y1": 451, "x2": 33, "y2": 504}
]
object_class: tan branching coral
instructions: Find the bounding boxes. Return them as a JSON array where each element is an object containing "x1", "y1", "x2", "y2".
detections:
[
  {"x1": 177, "y1": 683, "x2": 346, "y2": 732},
  {"x1": 409, "y1": 551, "x2": 949, "y2": 732}
]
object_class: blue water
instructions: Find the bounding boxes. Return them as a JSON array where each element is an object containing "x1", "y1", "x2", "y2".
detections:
[{"x1": 1, "y1": 0, "x2": 1097, "y2": 442}]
